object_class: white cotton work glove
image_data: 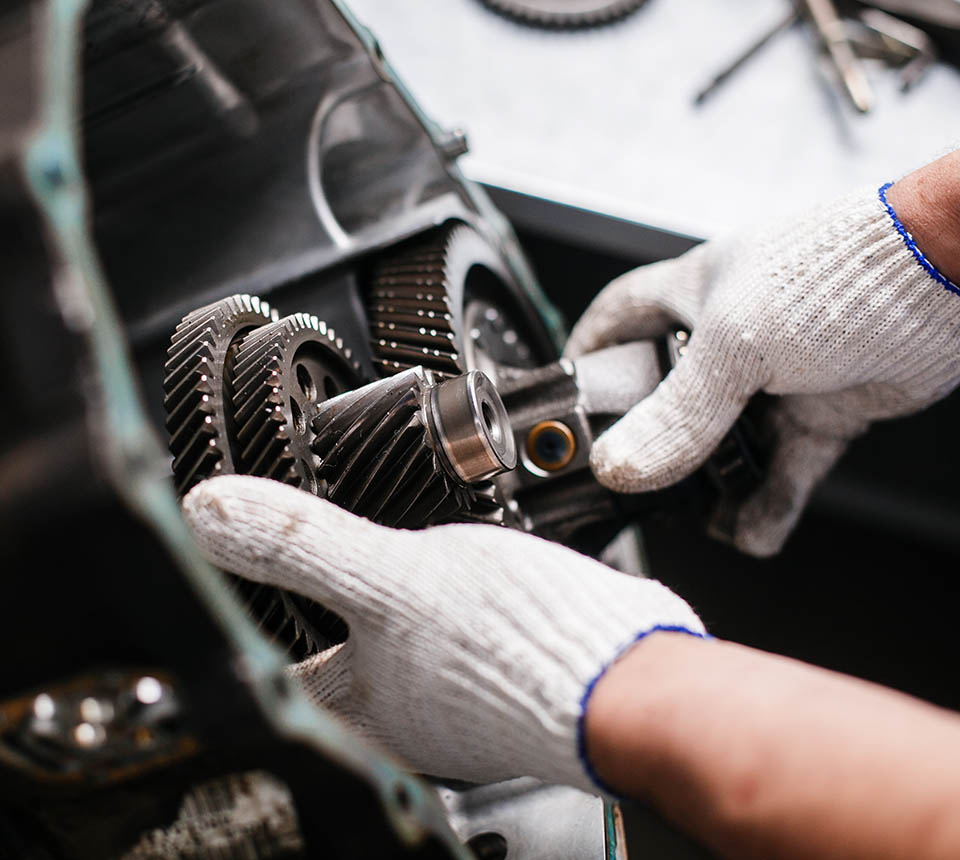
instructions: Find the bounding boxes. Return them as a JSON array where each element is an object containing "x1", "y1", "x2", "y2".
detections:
[
  {"x1": 566, "y1": 185, "x2": 960, "y2": 557},
  {"x1": 182, "y1": 474, "x2": 705, "y2": 793}
]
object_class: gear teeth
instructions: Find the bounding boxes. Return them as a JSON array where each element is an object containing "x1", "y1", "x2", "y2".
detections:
[
  {"x1": 162, "y1": 293, "x2": 277, "y2": 496},
  {"x1": 455, "y1": 481, "x2": 507, "y2": 527},
  {"x1": 165, "y1": 298, "x2": 363, "y2": 662},
  {"x1": 366, "y1": 228, "x2": 473, "y2": 380},
  {"x1": 230, "y1": 312, "x2": 365, "y2": 490},
  {"x1": 311, "y1": 369, "x2": 473, "y2": 529},
  {"x1": 478, "y1": 0, "x2": 646, "y2": 28}
]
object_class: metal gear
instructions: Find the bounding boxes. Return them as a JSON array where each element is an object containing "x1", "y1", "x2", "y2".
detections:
[
  {"x1": 477, "y1": 0, "x2": 647, "y2": 28},
  {"x1": 367, "y1": 224, "x2": 522, "y2": 380},
  {"x1": 162, "y1": 294, "x2": 278, "y2": 496},
  {"x1": 230, "y1": 312, "x2": 365, "y2": 492},
  {"x1": 165, "y1": 302, "x2": 364, "y2": 662},
  {"x1": 311, "y1": 368, "x2": 515, "y2": 528}
]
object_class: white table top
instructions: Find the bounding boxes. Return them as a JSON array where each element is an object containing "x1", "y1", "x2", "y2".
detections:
[{"x1": 346, "y1": 0, "x2": 960, "y2": 242}]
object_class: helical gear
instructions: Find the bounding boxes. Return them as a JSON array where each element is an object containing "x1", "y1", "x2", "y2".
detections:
[
  {"x1": 230, "y1": 312, "x2": 365, "y2": 492},
  {"x1": 367, "y1": 225, "x2": 537, "y2": 526},
  {"x1": 162, "y1": 294, "x2": 277, "y2": 496},
  {"x1": 312, "y1": 369, "x2": 472, "y2": 528},
  {"x1": 165, "y1": 299, "x2": 362, "y2": 660},
  {"x1": 311, "y1": 368, "x2": 515, "y2": 529}
]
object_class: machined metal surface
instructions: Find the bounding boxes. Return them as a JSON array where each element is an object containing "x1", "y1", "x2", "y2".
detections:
[
  {"x1": 231, "y1": 312, "x2": 365, "y2": 491},
  {"x1": 163, "y1": 294, "x2": 279, "y2": 496},
  {"x1": 424, "y1": 370, "x2": 517, "y2": 483},
  {"x1": 311, "y1": 367, "x2": 514, "y2": 528},
  {"x1": 367, "y1": 223, "x2": 550, "y2": 382},
  {"x1": 437, "y1": 778, "x2": 623, "y2": 860}
]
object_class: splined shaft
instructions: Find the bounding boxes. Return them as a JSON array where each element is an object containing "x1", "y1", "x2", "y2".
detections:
[{"x1": 311, "y1": 367, "x2": 515, "y2": 529}]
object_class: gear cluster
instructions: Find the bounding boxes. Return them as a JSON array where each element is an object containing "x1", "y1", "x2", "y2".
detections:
[
  {"x1": 164, "y1": 276, "x2": 521, "y2": 657},
  {"x1": 164, "y1": 295, "x2": 363, "y2": 660}
]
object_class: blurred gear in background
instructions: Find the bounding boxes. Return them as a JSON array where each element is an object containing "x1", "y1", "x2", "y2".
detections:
[{"x1": 477, "y1": 0, "x2": 647, "y2": 28}]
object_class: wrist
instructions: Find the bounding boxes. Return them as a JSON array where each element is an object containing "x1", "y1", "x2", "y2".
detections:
[
  {"x1": 884, "y1": 150, "x2": 960, "y2": 288},
  {"x1": 579, "y1": 628, "x2": 709, "y2": 797}
]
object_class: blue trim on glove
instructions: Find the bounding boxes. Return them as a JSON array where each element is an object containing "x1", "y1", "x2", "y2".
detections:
[
  {"x1": 576, "y1": 624, "x2": 711, "y2": 797},
  {"x1": 879, "y1": 183, "x2": 960, "y2": 298}
]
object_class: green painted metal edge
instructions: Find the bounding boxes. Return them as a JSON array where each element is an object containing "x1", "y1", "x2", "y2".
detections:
[{"x1": 19, "y1": 1, "x2": 472, "y2": 853}]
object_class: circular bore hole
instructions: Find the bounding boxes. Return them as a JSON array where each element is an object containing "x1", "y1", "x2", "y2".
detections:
[
  {"x1": 527, "y1": 421, "x2": 576, "y2": 472},
  {"x1": 481, "y1": 398, "x2": 502, "y2": 446},
  {"x1": 466, "y1": 832, "x2": 508, "y2": 860},
  {"x1": 323, "y1": 375, "x2": 341, "y2": 401},
  {"x1": 296, "y1": 363, "x2": 317, "y2": 401},
  {"x1": 290, "y1": 397, "x2": 307, "y2": 435}
]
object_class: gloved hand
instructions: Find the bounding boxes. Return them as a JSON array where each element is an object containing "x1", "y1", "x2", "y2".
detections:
[
  {"x1": 565, "y1": 185, "x2": 960, "y2": 556},
  {"x1": 182, "y1": 474, "x2": 705, "y2": 792}
]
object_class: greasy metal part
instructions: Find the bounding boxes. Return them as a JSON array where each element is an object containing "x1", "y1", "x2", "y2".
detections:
[
  {"x1": 477, "y1": 0, "x2": 647, "y2": 28},
  {"x1": 492, "y1": 359, "x2": 595, "y2": 538},
  {"x1": 425, "y1": 371, "x2": 517, "y2": 483},
  {"x1": 0, "y1": 671, "x2": 191, "y2": 782},
  {"x1": 163, "y1": 294, "x2": 278, "y2": 496},
  {"x1": 311, "y1": 367, "x2": 514, "y2": 528},
  {"x1": 526, "y1": 420, "x2": 577, "y2": 472},
  {"x1": 497, "y1": 360, "x2": 593, "y2": 485},
  {"x1": 436, "y1": 778, "x2": 620, "y2": 859},
  {"x1": 231, "y1": 312, "x2": 364, "y2": 491}
]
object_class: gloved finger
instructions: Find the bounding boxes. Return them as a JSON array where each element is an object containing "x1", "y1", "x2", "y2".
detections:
[
  {"x1": 589, "y1": 331, "x2": 761, "y2": 493},
  {"x1": 287, "y1": 639, "x2": 355, "y2": 709},
  {"x1": 181, "y1": 474, "x2": 407, "y2": 625},
  {"x1": 726, "y1": 395, "x2": 866, "y2": 557},
  {"x1": 564, "y1": 243, "x2": 710, "y2": 359},
  {"x1": 573, "y1": 341, "x2": 662, "y2": 416}
]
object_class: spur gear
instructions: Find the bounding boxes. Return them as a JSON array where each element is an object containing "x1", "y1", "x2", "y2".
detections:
[
  {"x1": 367, "y1": 224, "x2": 519, "y2": 380},
  {"x1": 478, "y1": 0, "x2": 646, "y2": 28},
  {"x1": 230, "y1": 312, "x2": 365, "y2": 492},
  {"x1": 311, "y1": 367, "x2": 516, "y2": 529},
  {"x1": 162, "y1": 294, "x2": 278, "y2": 496}
]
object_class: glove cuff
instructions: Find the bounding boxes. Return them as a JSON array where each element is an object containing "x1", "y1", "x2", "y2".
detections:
[{"x1": 878, "y1": 182, "x2": 960, "y2": 298}]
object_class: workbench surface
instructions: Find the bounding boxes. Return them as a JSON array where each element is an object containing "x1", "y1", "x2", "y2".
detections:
[{"x1": 347, "y1": 0, "x2": 960, "y2": 247}]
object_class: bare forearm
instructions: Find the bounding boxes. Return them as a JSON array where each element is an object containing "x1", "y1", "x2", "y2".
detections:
[
  {"x1": 885, "y1": 149, "x2": 960, "y2": 284},
  {"x1": 585, "y1": 633, "x2": 960, "y2": 860}
]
